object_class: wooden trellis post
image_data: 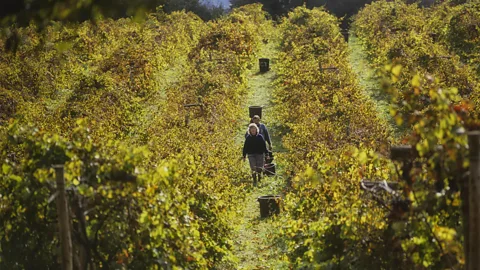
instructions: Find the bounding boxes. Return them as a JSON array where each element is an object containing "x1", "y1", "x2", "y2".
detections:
[
  {"x1": 53, "y1": 165, "x2": 73, "y2": 270},
  {"x1": 390, "y1": 145, "x2": 415, "y2": 184},
  {"x1": 467, "y1": 131, "x2": 480, "y2": 270}
]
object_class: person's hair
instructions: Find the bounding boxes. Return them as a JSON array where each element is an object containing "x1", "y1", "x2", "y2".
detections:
[
  {"x1": 247, "y1": 123, "x2": 259, "y2": 135},
  {"x1": 252, "y1": 115, "x2": 260, "y2": 121}
]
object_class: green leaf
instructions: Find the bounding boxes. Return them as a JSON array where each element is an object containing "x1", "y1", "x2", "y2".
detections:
[
  {"x1": 392, "y1": 65, "x2": 402, "y2": 77},
  {"x1": 2, "y1": 163, "x2": 11, "y2": 174},
  {"x1": 10, "y1": 175, "x2": 22, "y2": 182},
  {"x1": 411, "y1": 74, "x2": 421, "y2": 88},
  {"x1": 358, "y1": 151, "x2": 368, "y2": 164}
]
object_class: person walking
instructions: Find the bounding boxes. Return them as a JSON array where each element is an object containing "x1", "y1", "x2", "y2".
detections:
[
  {"x1": 243, "y1": 123, "x2": 269, "y2": 186},
  {"x1": 246, "y1": 115, "x2": 272, "y2": 150}
]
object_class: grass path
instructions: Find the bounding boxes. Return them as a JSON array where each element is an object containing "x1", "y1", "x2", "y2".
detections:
[
  {"x1": 232, "y1": 34, "x2": 289, "y2": 269},
  {"x1": 133, "y1": 56, "x2": 189, "y2": 142},
  {"x1": 347, "y1": 34, "x2": 403, "y2": 138}
]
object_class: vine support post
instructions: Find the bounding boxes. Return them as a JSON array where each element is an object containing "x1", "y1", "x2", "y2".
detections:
[
  {"x1": 467, "y1": 131, "x2": 480, "y2": 270},
  {"x1": 390, "y1": 145, "x2": 414, "y2": 184},
  {"x1": 53, "y1": 164, "x2": 73, "y2": 270}
]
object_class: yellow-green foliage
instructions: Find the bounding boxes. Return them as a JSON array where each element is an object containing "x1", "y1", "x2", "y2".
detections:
[
  {"x1": 272, "y1": 6, "x2": 395, "y2": 268},
  {"x1": 381, "y1": 68, "x2": 467, "y2": 269},
  {"x1": 275, "y1": 5, "x2": 467, "y2": 269},
  {"x1": 427, "y1": 2, "x2": 480, "y2": 76},
  {"x1": 0, "y1": 5, "x2": 269, "y2": 269},
  {"x1": 0, "y1": 2, "x2": 473, "y2": 269},
  {"x1": 274, "y1": 6, "x2": 390, "y2": 175},
  {"x1": 352, "y1": 0, "x2": 480, "y2": 110},
  {"x1": 0, "y1": 11, "x2": 205, "y2": 141}
]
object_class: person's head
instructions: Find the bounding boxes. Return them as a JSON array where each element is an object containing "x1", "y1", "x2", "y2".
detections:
[
  {"x1": 252, "y1": 115, "x2": 260, "y2": 125},
  {"x1": 248, "y1": 123, "x2": 259, "y2": 136}
]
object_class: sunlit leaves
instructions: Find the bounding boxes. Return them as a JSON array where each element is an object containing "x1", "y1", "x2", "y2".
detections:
[
  {"x1": 274, "y1": 2, "x2": 474, "y2": 268},
  {"x1": 0, "y1": 5, "x2": 268, "y2": 269},
  {"x1": 352, "y1": 0, "x2": 480, "y2": 114},
  {"x1": 272, "y1": 6, "x2": 394, "y2": 269}
]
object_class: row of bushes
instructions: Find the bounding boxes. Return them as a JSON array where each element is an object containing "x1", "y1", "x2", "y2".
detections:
[
  {"x1": 335, "y1": 1, "x2": 474, "y2": 267},
  {"x1": 272, "y1": 4, "x2": 469, "y2": 268},
  {"x1": 0, "y1": 4, "x2": 270, "y2": 269},
  {"x1": 272, "y1": 6, "x2": 396, "y2": 269},
  {"x1": 426, "y1": 2, "x2": 480, "y2": 76},
  {"x1": 352, "y1": 0, "x2": 480, "y2": 114},
  {"x1": 0, "y1": 10, "x2": 205, "y2": 139}
]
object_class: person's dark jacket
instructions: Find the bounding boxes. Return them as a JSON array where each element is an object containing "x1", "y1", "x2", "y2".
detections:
[
  {"x1": 243, "y1": 134, "x2": 268, "y2": 158},
  {"x1": 244, "y1": 123, "x2": 271, "y2": 146}
]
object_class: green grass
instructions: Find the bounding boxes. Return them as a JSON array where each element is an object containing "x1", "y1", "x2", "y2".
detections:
[
  {"x1": 232, "y1": 31, "x2": 409, "y2": 268},
  {"x1": 233, "y1": 174, "x2": 289, "y2": 270},
  {"x1": 232, "y1": 33, "x2": 290, "y2": 269},
  {"x1": 348, "y1": 34, "x2": 404, "y2": 139},
  {"x1": 131, "y1": 56, "x2": 189, "y2": 142}
]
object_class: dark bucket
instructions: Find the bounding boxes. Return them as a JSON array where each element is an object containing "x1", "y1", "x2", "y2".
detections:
[
  {"x1": 264, "y1": 163, "x2": 276, "y2": 176},
  {"x1": 257, "y1": 195, "x2": 281, "y2": 218},
  {"x1": 259, "y1": 58, "x2": 270, "y2": 72},
  {"x1": 249, "y1": 106, "x2": 263, "y2": 119}
]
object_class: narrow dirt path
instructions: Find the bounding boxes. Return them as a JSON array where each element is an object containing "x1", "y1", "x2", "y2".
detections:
[{"x1": 232, "y1": 34, "x2": 289, "y2": 269}]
